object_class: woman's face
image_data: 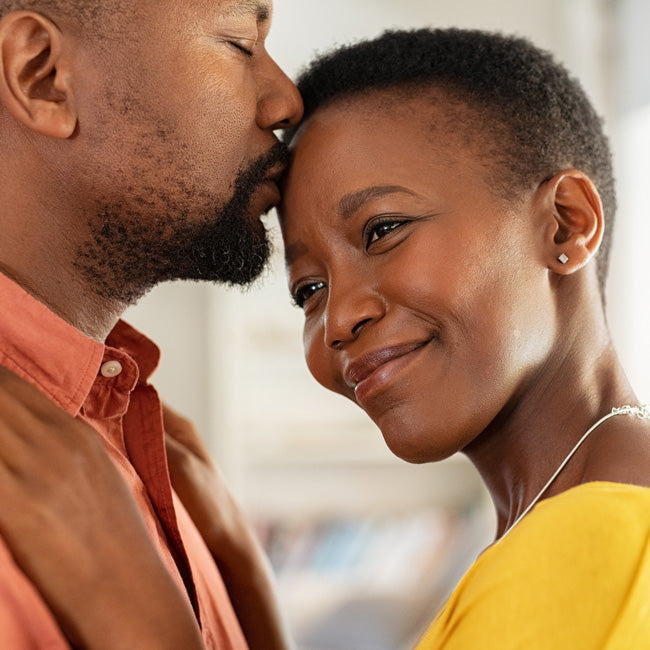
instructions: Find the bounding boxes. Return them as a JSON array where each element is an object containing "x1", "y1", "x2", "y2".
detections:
[{"x1": 279, "y1": 93, "x2": 557, "y2": 463}]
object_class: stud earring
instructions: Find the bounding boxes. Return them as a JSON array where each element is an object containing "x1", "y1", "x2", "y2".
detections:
[{"x1": 558, "y1": 253, "x2": 569, "y2": 264}]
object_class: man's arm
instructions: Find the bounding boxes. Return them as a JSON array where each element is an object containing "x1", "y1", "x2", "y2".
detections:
[
  {"x1": 0, "y1": 366, "x2": 203, "y2": 650},
  {"x1": 164, "y1": 405, "x2": 294, "y2": 650}
]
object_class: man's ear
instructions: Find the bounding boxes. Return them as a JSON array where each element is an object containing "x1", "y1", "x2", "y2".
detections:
[
  {"x1": 0, "y1": 11, "x2": 77, "y2": 138},
  {"x1": 537, "y1": 169, "x2": 604, "y2": 275}
]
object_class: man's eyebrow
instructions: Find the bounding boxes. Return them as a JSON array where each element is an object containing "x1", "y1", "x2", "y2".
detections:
[
  {"x1": 222, "y1": 0, "x2": 270, "y2": 22},
  {"x1": 338, "y1": 185, "x2": 421, "y2": 220}
]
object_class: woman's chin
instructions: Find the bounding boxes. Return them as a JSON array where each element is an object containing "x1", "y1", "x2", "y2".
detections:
[{"x1": 380, "y1": 427, "x2": 460, "y2": 465}]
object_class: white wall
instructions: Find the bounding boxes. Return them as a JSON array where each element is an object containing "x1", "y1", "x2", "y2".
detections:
[{"x1": 607, "y1": 0, "x2": 650, "y2": 402}]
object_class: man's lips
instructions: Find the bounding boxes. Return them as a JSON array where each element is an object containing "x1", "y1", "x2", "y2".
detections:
[
  {"x1": 261, "y1": 165, "x2": 285, "y2": 207},
  {"x1": 263, "y1": 177, "x2": 281, "y2": 200},
  {"x1": 343, "y1": 341, "x2": 431, "y2": 391},
  {"x1": 265, "y1": 163, "x2": 286, "y2": 184},
  {"x1": 255, "y1": 174, "x2": 283, "y2": 213}
]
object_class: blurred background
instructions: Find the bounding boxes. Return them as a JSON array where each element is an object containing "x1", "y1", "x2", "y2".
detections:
[{"x1": 125, "y1": 1, "x2": 650, "y2": 648}]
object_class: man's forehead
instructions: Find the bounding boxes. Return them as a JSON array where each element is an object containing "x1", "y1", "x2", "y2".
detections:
[{"x1": 220, "y1": 0, "x2": 271, "y2": 21}]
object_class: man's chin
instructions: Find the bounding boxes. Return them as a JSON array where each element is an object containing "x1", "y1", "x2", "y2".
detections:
[{"x1": 203, "y1": 232, "x2": 272, "y2": 288}]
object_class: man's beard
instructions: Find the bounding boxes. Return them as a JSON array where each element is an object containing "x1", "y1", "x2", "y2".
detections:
[{"x1": 74, "y1": 142, "x2": 288, "y2": 304}]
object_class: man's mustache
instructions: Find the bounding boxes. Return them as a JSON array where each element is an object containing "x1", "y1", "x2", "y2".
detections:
[{"x1": 235, "y1": 141, "x2": 290, "y2": 193}]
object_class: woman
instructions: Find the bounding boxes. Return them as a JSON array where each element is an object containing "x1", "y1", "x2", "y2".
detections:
[
  {"x1": 0, "y1": 27, "x2": 647, "y2": 650},
  {"x1": 277, "y1": 28, "x2": 650, "y2": 648}
]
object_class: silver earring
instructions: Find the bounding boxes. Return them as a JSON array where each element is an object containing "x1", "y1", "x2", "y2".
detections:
[{"x1": 558, "y1": 253, "x2": 569, "y2": 264}]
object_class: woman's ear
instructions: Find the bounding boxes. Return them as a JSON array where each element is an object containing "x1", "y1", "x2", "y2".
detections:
[
  {"x1": 0, "y1": 11, "x2": 77, "y2": 138},
  {"x1": 538, "y1": 169, "x2": 604, "y2": 276}
]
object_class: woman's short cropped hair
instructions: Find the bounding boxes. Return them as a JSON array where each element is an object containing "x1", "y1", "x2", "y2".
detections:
[{"x1": 285, "y1": 28, "x2": 616, "y2": 292}]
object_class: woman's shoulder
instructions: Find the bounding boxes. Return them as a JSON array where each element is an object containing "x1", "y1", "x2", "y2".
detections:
[
  {"x1": 470, "y1": 481, "x2": 650, "y2": 604},
  {"x1": 542, "y1": 479, "x2": 650, "y2": 509},
  {"x1": 417, "y1": 483, "x2": 650, "y2": 649},
  {"x1": 502, "y1": 481, "x2": 650, "y2": 557},
  {"x1": 533, "y1": 480, "x2": 650, "y2": 525}
]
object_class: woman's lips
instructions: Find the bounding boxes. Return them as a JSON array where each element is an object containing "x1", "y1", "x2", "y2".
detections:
[{"x1": 344, "y1": 340, "x2": 431, "y2": 404}]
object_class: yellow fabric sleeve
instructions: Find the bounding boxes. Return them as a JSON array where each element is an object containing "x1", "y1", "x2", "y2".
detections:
[{"x1": 416, "y1": 482, "x2": 650, "y2": 649}]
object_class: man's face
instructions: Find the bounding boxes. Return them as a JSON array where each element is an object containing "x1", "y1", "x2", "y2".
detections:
[{"x1": 69, "y1": 0, "x2": 302, "y2": 302}]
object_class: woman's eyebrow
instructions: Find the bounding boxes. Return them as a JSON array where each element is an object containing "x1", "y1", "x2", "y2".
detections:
[{"x1": 338, "y1": 185, "x2": 421, "y2": 220}]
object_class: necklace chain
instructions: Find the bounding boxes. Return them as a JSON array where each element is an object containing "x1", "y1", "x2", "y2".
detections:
[{"x1": 503, "y1": 404, "x2": 650, "y2": 538}]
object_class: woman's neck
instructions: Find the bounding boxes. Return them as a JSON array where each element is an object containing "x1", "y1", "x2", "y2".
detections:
[{"x1": 464, "y1": 323, "x2": 641, "y2": 539}]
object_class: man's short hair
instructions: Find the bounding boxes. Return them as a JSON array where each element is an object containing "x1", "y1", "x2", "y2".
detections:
[{"x1": 285, "y1": 28, "x2": 616, "y2": 292}]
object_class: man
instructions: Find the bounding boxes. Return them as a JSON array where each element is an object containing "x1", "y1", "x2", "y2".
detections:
[{"x1": 0, "y1": 0, "x2": 302, "y2": 647}]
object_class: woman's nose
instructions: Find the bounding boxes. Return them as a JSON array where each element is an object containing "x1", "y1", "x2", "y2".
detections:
[{"x1": 324, "y1": 283, "x2": 385, "y2": 349}]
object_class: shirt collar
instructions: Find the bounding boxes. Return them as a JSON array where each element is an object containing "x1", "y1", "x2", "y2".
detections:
[{"x1": 0, "y1": 272, "x2": 160, "y2": 416}]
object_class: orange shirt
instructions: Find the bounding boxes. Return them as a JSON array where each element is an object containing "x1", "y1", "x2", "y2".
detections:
[{"x1": 0, "y1": 272, "x2": 248, "y2": 649}]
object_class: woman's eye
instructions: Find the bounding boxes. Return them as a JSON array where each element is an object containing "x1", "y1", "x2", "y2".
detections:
[
  {"x1": 365, "y1": 218, "x2": 408, "y2": 248},
  {"x1": 292, "y1": 281, "x2": 326, "y2": 309}
]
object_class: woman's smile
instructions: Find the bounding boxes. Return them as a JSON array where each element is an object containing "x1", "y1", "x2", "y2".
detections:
[{"x1": 344, "y1": 339, "x2": 434, "y2": 406}]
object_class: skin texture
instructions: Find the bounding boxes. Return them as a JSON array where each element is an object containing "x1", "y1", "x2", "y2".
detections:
[
  {"x1": 279, "y1": 90, "x2": 650, "y2": 539},
  {"x1": 0, "y1": 0, "x2": 302, "y2": 647},
  {"x1": 0, "y1": 0, "x2": 302, "y2": 340}
]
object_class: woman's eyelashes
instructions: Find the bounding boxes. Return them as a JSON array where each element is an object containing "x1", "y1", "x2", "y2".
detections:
[
  {"x1": 290, "y1": 217, "x2": 412, "y2": 310},
  {"x1": 292, "y1": 280, "x2": 326, "y2": 310},
  {"x1": 363, "y1": 216, "x2": 410, "y2": 249}
]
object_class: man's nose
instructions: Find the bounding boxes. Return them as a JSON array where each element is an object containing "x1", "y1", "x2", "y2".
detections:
[{"x1": 256, "y1": 54, "x2": 304, "y2": 130}]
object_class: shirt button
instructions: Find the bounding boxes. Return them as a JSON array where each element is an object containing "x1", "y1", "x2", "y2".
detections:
[{"x1": 100, "y1": 360, "x2": 123, "y2": 378}]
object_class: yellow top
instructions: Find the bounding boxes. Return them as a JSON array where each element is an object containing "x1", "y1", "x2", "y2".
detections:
[{"x1": 416, "y1": 482, "x2": 650, "y2": 649}]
